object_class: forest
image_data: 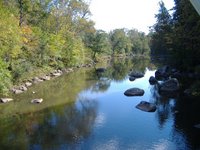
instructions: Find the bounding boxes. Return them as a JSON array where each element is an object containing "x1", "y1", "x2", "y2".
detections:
[
  {"x1": 150, "y1": 0, "x2": 200, "y2": 70},
  {"x1": 0, "y1": 0, "x2": 150, "y2": 94},
  {"x1": 1, "y1": 0, "x2": 200, "y2": 95}
]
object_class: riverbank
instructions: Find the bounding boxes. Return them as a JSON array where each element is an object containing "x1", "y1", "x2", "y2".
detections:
[
  {"x1": 1, "y1": 55, "x2": 149, "y2": 97},
  {"x1": 10, "y1": 63, "x2": 94, "y2": 95}
]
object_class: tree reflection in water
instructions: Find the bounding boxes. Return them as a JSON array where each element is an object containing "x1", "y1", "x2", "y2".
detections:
[
  {"x1": 150, "y1": 82, "x2": 175, "y2": 129},
  {"x1": 172, "y1": 96, "x2": 200, "y2": 150},
  {"x1": 150, "y1": 76, "x2": 200, "y2": 149},
  {"x1": 0, "y1": 97, "x2": 98, "y2": 150},
  {"x1": 90, "y1": 57, "x2": 151, "y2": 93}
]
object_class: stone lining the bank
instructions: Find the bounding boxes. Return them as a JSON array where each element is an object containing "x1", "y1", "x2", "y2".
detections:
[{"x1": 11, "y1": 63, "x2": 93, "y2": 94}]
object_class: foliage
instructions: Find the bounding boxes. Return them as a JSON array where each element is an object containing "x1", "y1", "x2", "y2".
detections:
[
  {"x1": 109, "y1": 29, "x2": 132, "y2": 55},
  {"x1": 150, "y1": 0, "x2": 200, "y2": 71},
  {"x1": 150, "y1": 1, "x2": 172, "y2": 55},
  {"x1": 0, "y1": 0, "x2": 151, "y2": 94},
  {"x1": 87, "y1": 30, "x2": 112, "y2": 60},
  {"x1": 128, "y1": 29, "x2": 150, "y2": 55},
  {"x1": 172, "y1": 0, "x2": 200, "y2": 68},
  {"x1": 0, "y1": 59, "x2": 11, "y2": 95},
  {"x1": 0, "y1": 2, "x2": 22, "y2": 62}
]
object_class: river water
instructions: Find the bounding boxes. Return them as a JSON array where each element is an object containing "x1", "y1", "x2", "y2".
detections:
[{"x1": 0, "y1": 58, "x2": 200, "y2": 150}]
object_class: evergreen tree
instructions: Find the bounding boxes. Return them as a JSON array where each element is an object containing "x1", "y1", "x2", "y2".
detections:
[
  {"x1": 150, "y1": 1, "x2": 172, "y2": 55},
  {"x1": 172, "y1": 0, "x2": 200, "y2": 68}
]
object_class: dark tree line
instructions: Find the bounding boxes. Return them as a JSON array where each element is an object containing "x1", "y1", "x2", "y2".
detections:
[{"x1": 150, "y1": 0, "x2": 200, "y2": 70}]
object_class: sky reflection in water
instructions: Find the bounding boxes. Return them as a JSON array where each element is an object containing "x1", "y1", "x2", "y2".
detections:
[{"x1": 0, "y1": 58, "x2": 200, "y2": 150}]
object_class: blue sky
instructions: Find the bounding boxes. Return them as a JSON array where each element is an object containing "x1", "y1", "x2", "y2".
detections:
[{"x1": 90, "y1": 0, "x2": 174, "y2": 34}]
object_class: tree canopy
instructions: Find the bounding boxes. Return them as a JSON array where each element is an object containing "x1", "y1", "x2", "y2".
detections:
[
  {"x1": 0, "y1": 0, "x2": 150, "y2": 95},
  {"x1": 150, "y1": 0, "x2": 200, "y2": 70}
]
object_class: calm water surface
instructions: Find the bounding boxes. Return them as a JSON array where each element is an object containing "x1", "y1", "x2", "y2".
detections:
[{"x1": 0, "y1": 58, "x2": 200, "y2": 150}]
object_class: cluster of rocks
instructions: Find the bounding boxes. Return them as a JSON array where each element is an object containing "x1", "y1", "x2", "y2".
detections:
[
  {"x1": 11, "y1": 69, "x2": 64, "y2": 94},
  {"x1": 149, "y1": 66, "x2": 181, "y2": 97},
  {"x1": 0, "y1": 97, "x2": 43, "y2": 104},
  {"x1": 124, "y1": 87, "x2": 156, "y2": 112},
  {"x1": 123, "y1": 66, "x2": 182, "y2": 113},
  {"x1": 1, "y1": 63, "x2": 93, "y2": 104},
  {"x1": 124, "y1": 71, "x2": 157, "y2": 112},
  {"x1": 10, "y1": 63, "x2": 93, "y2": 95}
]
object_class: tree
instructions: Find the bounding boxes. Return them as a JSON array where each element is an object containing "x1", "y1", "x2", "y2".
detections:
[
  {"x1": 0, "y1": 2, "x2": 22, "y2": 64},
  {"x1": 109, "y1": 29, "x2": 132, "y2": 55},
  {"x1": 87, "y1": 30, "x2": 111, "y2": 60},
  {"x1": 150, "y1": 1, "x2": 172, "y2": 55},
  {"x1": 128, "y1": 29, "x2": 150, "y2": 55},
  {"x1": 172, "y1": 0, "x2": 200, "y2": 68}
]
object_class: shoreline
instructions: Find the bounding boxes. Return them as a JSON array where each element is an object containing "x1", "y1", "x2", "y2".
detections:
[{"x1": 10, "y1": 63, "x2": 94, "y2": 95}]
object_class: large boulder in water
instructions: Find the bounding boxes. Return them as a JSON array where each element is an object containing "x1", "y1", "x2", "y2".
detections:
[
  {"x1": 136, "y1": 101, "x2": 157, "y2": 112},
  {"x1": 159, "y1": 78, "x2": 180, "y2": 95},
  {"x1": 124, "y1": 88, "x2": 144, "y2": 96},
  {"x1": 155, "y1": 66, "x2": 170, "y2": 80}
]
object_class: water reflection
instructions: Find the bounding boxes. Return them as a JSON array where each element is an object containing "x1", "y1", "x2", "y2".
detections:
[
  {"x1": 0, "y1": 57, "x2": 200, "y2": 149},
  {"x1": 0, "y1": 97, "x2": 98, "y2": 150},
  {"x1": 149, "y1": 61, "x2": 200, "y2": 149}
]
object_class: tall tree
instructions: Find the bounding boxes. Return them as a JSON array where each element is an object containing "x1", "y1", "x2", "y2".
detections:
[
  {"x1": 150, "y1": 1, "x2": 172, "y2": 55},
  {"x1": 172, "y1": 0, "x2": 200, "y2": 68}
]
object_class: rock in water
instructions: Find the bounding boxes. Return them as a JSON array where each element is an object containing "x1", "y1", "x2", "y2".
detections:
[
  {"x1": 155, "y1": 66, "x2": 170, "y2": 80},
  {"x1": 129, "y1": 71, "x2": 144, "y2": 78},
  {"x1": 136, "y1": 101, "x2": 156, "y2": 112},
  {"x1": 149, "y1": 76, "x2": 157, "y2": 85},
  {"x1": 124, "y1": 88, "x2": 144, "y2": 96},
  {"x1": 0, "y1": 98, "x2": 13, "y2": 103},
  {"x1": 129, "y1": 76, "x2": 136, "y2": 81},
  {"x1": 31, "y1": 98, "x2": 43, "y2": 104},
  {"x1": 159, "y1": 78, "x2": 180, "y2": 93}
]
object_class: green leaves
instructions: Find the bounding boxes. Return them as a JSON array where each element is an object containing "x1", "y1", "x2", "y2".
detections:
[
  {"x1": 150, "y1": 1, "x2": 172, "y2": 55},
  {"x1": 0, "y1": 59, "x2": 11, "y2": 95},
  {"x1": 0, "y1": 2, "x2": 22, "y2": 61}
]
